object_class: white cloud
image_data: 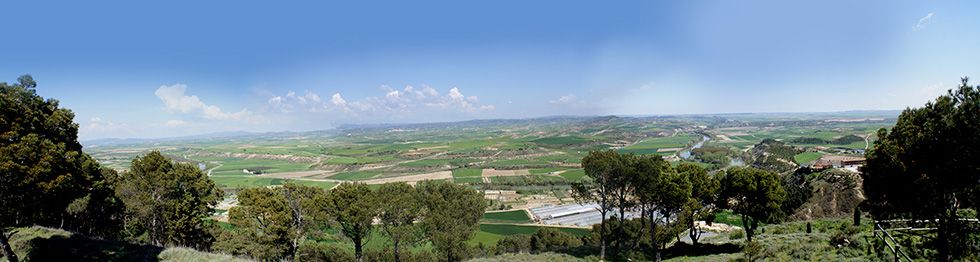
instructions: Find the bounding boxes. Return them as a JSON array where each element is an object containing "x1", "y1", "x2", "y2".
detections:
[
  {"x1": 165, "y1": 119, "x2": 186, "y2": 127},
  {"x1": 155, "y1": 84, "x2": 253, "y2": 120},
  {"x1": 913, "y1": 12, "x2": 934, "y2": 31},
  {"x1": 266, "y1": 85, "x2": 494, "y2": 119},
  {"x1": 331, "y1": 93, "x2": 347, "y2": 106},
  {"x1": 550, "y1": 94, "x2": 578, "y2": 104}
]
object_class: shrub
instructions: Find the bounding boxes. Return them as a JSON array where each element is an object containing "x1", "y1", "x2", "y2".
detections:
[
  {"x1": 296, "y1": 242, "x2": 353, "y2": 262},
  {"x1": 729, "y1": 230, "x2": 745, "y2": 240},
  {"x1": 495, "y1": 234, "x2": 531, "y2": 254}
]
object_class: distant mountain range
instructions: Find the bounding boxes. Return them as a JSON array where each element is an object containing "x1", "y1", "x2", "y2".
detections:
[{"x1": 82, "y1": 110, "x2": 901, "y2": 146}]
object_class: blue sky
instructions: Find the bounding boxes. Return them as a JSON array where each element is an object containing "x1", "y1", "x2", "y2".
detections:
[{"x1": 2, "y1": 1, "x2": 978, "y2": 139}]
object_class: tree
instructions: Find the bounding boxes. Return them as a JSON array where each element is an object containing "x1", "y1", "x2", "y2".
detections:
[
  {"x1": 862, "y1": 77, "x2": 980, "y2": 261},
  {"x1": 610, "y1": 153, "x2": 638, "y2": 251},
  {"x1": 376, "y1": 182, "x2": 423, "y2": 262},
  {"x1": 224, "y1": 183, "x2": 326, "y2": 261},
  {"x1": 116, "y1": 151, "x2": 222, "y2": 249},
  {"x1": 572, "y1": 150, "x2": 624, "y2": 260},
  {"x1": 718, "y1": 167, "x2": 785, "y2": 242},
  {"x1": 323, "y1": 182, "x2": 377, "y2": 262},
  {"x1": 678, "y1": 163, "x2": 718, "y2": 247},
  {"x1": 633, "y1": 155, "x2": 690, "y2": 261},
  {"x1": 0, "y1": 75, "x2": 125, "y2": 262},
  {"x1": 417, "y1": 180, "x2": 487, "y2": 262}
]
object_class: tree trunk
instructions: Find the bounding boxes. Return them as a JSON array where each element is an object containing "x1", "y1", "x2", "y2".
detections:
[
  {"x1": 354, "y1": 236, "x2": 363, "y2": 262},
  {"x1": 937, "y1": 215, "x2": 950, "y2": 262},
  {"x1": 649, "y1": 209, "x2": 660, "y2": 262},
  {"x1": 0, "y1": 230, "x2": 18, "y2": 262},
  {"x1": 631, "y1": 206, "x2": 645, "y2": 250},
  {"x1": 393, "y1": 238, "x2": 401, "y2": 262},
  {"x1": 689, "y1": 211, "x2": 699, "y2": 247},
  {"x1": 742, "y1": 215, "x2": 753, "y2": 242},
  {"x1": 599, "y1": 209, "x2": 607, "y2": 261},
  {"x1": 617, "y1": 200, "x2": 626, "y2": 251}
]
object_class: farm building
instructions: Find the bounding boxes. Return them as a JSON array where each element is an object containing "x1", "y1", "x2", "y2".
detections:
[
  {"x1": 484, "y1": 190, "x2": 520, "y2": 201},
  {"x1": 811, "y1": 155, "x2": 866, "y2": 171},
  {"x1": 529, "y1": 203, "x2": 641, "y2": 227}
]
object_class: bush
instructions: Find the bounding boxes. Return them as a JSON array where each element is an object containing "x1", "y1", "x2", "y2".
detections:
[
  {"x1": 729, "y1": 230, "x2": 745, "y2": 240},
  {"x1": 363, "y1": 248, "x2": 440, "y2": 262},
  {"x1": 742, "y1": 241, "x2": 764, "y2": 261},
  {"x1": 531, "y1": 228, "x2": 584, "y2": 252},
  {"x1": 495, "y1": 234, "x2": 531, "y2": 254},
  {"x1": 296, "y1": 242, "x2": 353, "y2": 262}
]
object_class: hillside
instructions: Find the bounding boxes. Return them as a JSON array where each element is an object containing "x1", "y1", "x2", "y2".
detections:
[
  {"x1": 1, "y1": 227, "x2": 248, "y2": 262},
  {"x1": 792, "y1": 169, "x2": 866, "y2": 220}
]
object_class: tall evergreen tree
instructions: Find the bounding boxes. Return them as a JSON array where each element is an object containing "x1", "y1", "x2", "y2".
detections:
[
  {"x1": 862, "y1": 77, "x2": 980, "y2": 261},
  {"x1": 223, "y1": 183, "x2": 326, "y2": 261},
  {"x1": 376, "y1": 182, "x2": 423, "y2": 262},
  {"x1": 678, "y1": 163, "x2": 718, "y2": 247},
  {"x1": 116, "y1": 151, "x2": 222, "y2": 249},
  {"x1": 417, "y1": 180, "x2": 487, "y2": 262},
  {"x1": 323, "y1": 182, "x2": 377, "y2": 262},
  {"x1": 572, "y1": 150, "x2": 624, "y2": 260},
  {"x1": 633, "y1": 156, "x2": 690, "y2": 261},
  {"x1": 0, "y1": 75, "x2": 125, "y2": 262},
  {"x1": 718, "y1": 167, "x2": 785, "y2": 242}
]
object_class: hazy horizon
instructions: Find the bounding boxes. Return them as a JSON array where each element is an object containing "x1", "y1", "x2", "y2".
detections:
[
  {"x1": 79, "y1": 110, "x2": 902, "y2": 141},
  {"x1": 3, "y1": 1, "x2": 977, "y2": 140}
]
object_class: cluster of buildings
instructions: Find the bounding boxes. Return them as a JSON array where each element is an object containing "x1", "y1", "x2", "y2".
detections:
[{"x1": 809, "y1": 155, "x2": 866, "y2": 172}]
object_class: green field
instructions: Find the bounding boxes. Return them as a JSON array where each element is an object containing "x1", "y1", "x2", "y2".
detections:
[
  {"x1": 559, "y1": 169, "x2": 586, "y2": 181},
  {"x1": 470, "y1": 224, "x2": 591, "y2": 245},
  {"x1": 620, "y1": 134, "x2": 699, "y2": 155},
  {"x1": 794, "y1": 152, "x2": 823, "y2": 164},
  {"x1": 531, "y1": 136, "x2": 589, "y2": 145},
  {"x1": 284, "y1": 180, "x2": 338, "y2": 189},
  {"x1": 713, "y1": 210, "x2": 749, "y2": 227},
  {"x1": 482, "y1": 210, "x2": 532, "y2": 223},
  {"x1": 490, "y1": 175, "x2": 566, "y2": 184},
  {"x1": 211, "y1": 176, "x2": 283, "y2": 188},
  {"x1": 453, "y1": 177, "x2": 484, "y2": 184},
  {"x1": 199, "y1": 157, "x2": 312, "y2": 177},
  {"x1": 322, "y1": 155, "x2": 394, "y2": 165},
  {"x1": 452, "y1": 168, "x2": 483, "y2": 177}
]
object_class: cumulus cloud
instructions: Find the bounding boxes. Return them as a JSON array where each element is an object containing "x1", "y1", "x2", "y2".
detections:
[
  {"x1": 914, "y1": 12, "x2": 934, "y2": 31},
  {"x1": 267, "y1": 85, "x2": 494, "y2": 118},
  {"x1": 267, "y1": 90, "x2": 326, "y2": 113},
  {"x1": 331, "y1": 93, "x2": 347, "y2": 106},
  {"x1": 155, "y1": 84, "x2": 253, "y2": 120}
]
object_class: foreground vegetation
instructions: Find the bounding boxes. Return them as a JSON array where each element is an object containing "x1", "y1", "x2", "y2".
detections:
[{"x1": 3, "y1": 75, "x2": 979, "y2": 262}]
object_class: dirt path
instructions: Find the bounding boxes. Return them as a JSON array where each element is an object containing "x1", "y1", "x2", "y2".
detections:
[
  {"x1": 257, "y1": 170, "x2": 334, "y2": 179},
  {"x1": 358, "y1": 171, "x2": 453, "y2": 184},
  {"x1": 206, "y1": 162, "x2": 223, "y2": 177}
]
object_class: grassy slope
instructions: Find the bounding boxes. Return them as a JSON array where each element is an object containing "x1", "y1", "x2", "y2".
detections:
[
  {"x1": 2, "y1": 226, "x2": 249, "y2": 262},
  {"x1": 793, "y1": 151, "x2": 823, "y2": 164}
]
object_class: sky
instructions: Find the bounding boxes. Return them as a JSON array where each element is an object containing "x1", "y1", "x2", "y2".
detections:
[{"x1": 1, "y1": 1, "x2": 978, "y2": 140}]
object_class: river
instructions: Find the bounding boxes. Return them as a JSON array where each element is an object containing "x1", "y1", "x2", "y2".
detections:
[
  {"x1": 678, "y1": 133, "x2": 746, "y2": 167},
  {"x1": 679, "y1": 134, "x2": 710, "y2": 159}
]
